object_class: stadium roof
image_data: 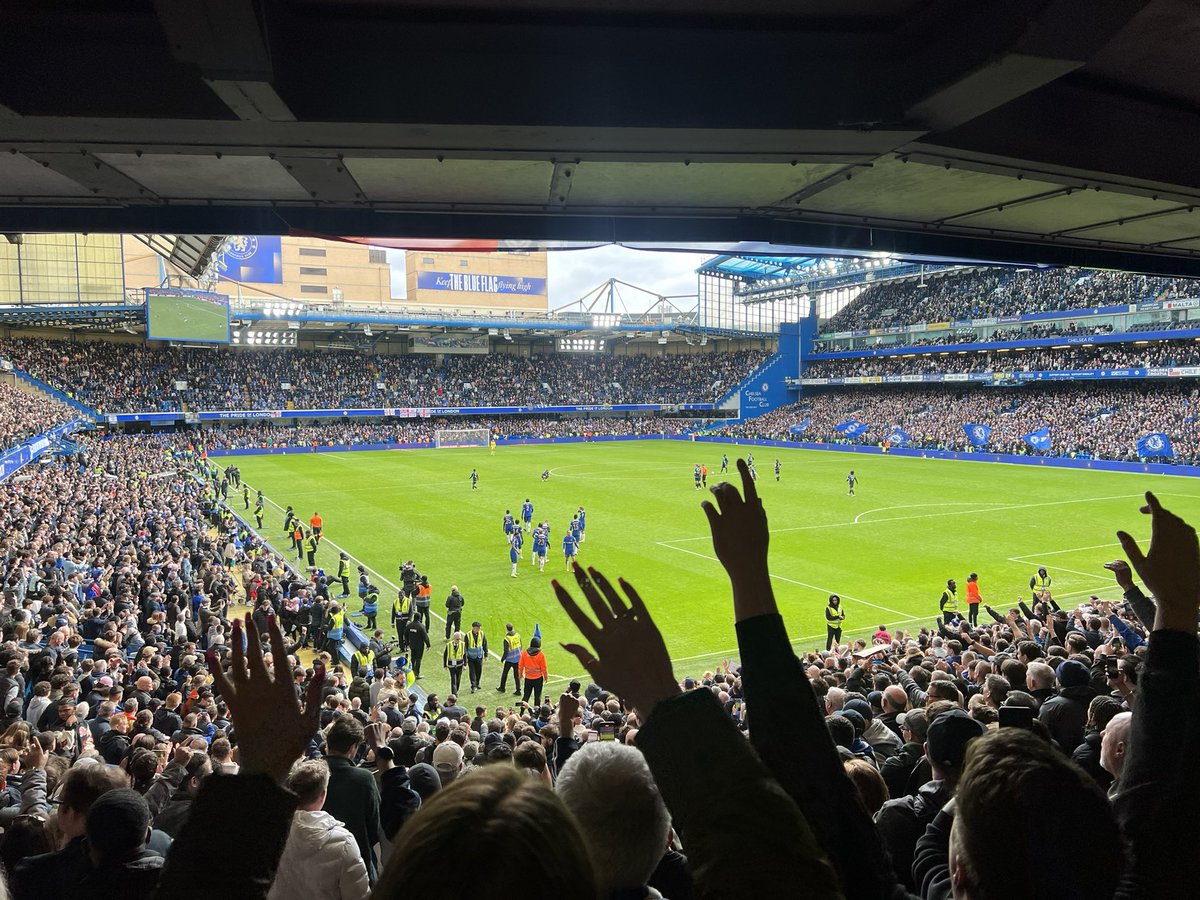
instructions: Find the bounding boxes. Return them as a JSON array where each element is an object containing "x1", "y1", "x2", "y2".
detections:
[
  {"x1": 7, "y1": 2, "x2": 1200, "y2": 275},
  {"x1": 700, "y1": 257, "x2": 820, "y2": 279}
]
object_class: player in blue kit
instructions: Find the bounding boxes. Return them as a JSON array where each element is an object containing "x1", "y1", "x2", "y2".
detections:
[
  {"x1": 562, "y1": 530, "x2": 578, "y2": 570},
  {"x1": 509, "y1": 530, "x2": 521, "y2": 577},
  {"x1": 502, "y1": 510, "x2": 515, "y2": 536},
  {"x1": 521, "y1": 498, "x2": 534, "y2": 532},
  {"x1": 569, "y1": 515, "x2": 583, "y2": 552},
  {"x1": 534, "y1": 526, "x2": 548, "y2": 571},
  {"x1": 576, "y1": 506, "x2": 586, "y2": 543}
]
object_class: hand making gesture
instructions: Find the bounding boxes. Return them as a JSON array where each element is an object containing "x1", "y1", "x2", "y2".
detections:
[
  {"x1": 1116, "y1": 491, "x2": 1200, "y2": 633},
  {"x1": 553, "y1": 563, "x2": 679, "y2": 718},
  {"x1": 701, "y1": 458, "x2": 775, "y2": 620},
  {"x1": 206, "y1": 613, "x2": 324, "y2": 782}
]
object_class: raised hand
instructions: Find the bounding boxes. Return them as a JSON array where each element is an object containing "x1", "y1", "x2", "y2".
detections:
[
  {"x1": 702, "y1": 458, "x2": 769, "y2": 582},
  {"x1": 206, "y1": 613, "x2": 324, "y2": 782},
  {"x1": 1116, "y1": 492, "x2": 1200, "y2": 633},
  {"x1": 1103, "y1": 559, "x2": 1136, "y2": 592},
  {"x1": 553, "y1": 564, "x2": 679, "y2": 718}
]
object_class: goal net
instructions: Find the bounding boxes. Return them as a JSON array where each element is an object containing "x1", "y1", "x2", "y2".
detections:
[{"x1": 435, "y1": 427, "x2": 491, "y2": 449}]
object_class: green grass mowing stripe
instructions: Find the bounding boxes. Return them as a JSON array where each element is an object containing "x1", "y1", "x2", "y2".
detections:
[{"x1": 226, "y1": 441, "x2": 1200, "y2": 682}]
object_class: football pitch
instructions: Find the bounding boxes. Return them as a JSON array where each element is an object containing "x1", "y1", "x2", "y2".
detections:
[
  {"x1": 147, "y1": 296, "x2": 229, "y2": 343},
  {"x1": 228, "y1": 441, "x2": 1200, "y2": 697}
]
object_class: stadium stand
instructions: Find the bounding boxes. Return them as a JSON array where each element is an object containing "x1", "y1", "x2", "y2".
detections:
[
  {"x1": 822, "y1": 267, "x2": 1196, "y2": 332},
  {"x1": 0, "y1": 337, "x2": 1191, "y2": 898},
  {"x1": 804, "y1": 339, "x2": 1200, "y2": 379},
  {"x1": 0, "y1": 341, "x2": 767, "y2": 413},
  {"x1": 190, "y1": 416, "x2": 703, "y2": 450},
  {"x1": 0, "y1": 382, "x2": 74, "y2": 453},
  {"x1": 722, "y1": 383, "x2": 1200, "y2": 462}
]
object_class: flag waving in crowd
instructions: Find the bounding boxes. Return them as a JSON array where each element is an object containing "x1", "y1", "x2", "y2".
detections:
[
  {"x1": 1023, "y1": 427, "x2": 1052, "y2": 452},
  {"x1": 1137, "y1": 432, "x2": 1174, "y2": 458},
  {"x1": 963, "y1": 423, "x2": 992, "y2": 447}
]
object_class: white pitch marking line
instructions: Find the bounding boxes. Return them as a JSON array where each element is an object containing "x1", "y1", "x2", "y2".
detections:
[
  {"x1": 656, "y1": 541, "x2": 915, "y2": 619},
  {"x1": 217, "y1": 466, "x2": 506, "y2": 666},
  {"x1": 852, "y1": 501, "x2": 1006, "y2": 525},
  {"x1": 1008, "y1": 540, "x2": 1136, "y2": 560},
  {"x1": 660, "y1": 492, "x2": 1146, "y2": 544}
]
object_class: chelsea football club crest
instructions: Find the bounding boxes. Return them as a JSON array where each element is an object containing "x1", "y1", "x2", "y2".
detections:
[
  {"x1": 972, "y1": 425, "x2": 987, "y2": 442},
  {"x1": 223, "y1": 236, "x2": 258, "y2": 261},
  {"x1": 1145, "y1": 434, "x2": 1164, "y2": 452}
]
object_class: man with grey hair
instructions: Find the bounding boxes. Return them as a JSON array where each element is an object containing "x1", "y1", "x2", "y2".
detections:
[
  {"x1": 1099, "y1": 710, "x2": 1133, "y2": 799},
  {"x1": 555, "y1": 741, "x2": 671, "y2": 899},
  {"x1": 269, "y1": 759, "x2": 370, "y2": 900}
]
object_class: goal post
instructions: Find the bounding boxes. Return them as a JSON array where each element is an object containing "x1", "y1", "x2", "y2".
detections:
[{"x1": 435, "y1": 427, "x2": 491, "y2": 449}]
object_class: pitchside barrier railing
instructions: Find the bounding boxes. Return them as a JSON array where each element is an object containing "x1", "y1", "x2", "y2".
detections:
[{"x1": 206, "y1": 433, "x2": 1200, "y2": 477}]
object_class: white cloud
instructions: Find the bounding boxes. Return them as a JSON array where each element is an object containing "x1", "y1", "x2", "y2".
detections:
[
  {"x1": 548, "y1": 246, "x2": 711, "y2": 312},
  {"x1": 387, "y1": 245, "x2": 713, "y2": 311}
]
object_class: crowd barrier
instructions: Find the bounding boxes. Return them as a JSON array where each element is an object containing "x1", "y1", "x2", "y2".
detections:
[
  {"x1": 0, "y1": 418, "x2": 91, "y2": 481},
  {"x1": 204, "y1": 431, "x2": 1200, "y2": 477}
]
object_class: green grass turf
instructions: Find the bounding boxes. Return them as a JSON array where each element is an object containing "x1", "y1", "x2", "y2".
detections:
[
  {"x1": 227, "y1": 441, "x2": 1200, "y2": 698},
  {"x1": 148, "y1": 297, "x2": 229, "y2": 343}
]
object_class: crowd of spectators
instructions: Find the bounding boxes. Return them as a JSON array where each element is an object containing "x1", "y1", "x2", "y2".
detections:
[
  {"x1": 723, "y1": 382, "x2": 1200, "y2": 462},
  {"x1": 823, "y1": 266, "x2": 1197, "y2": 332},
  {"x1": 812, "y1": 320, "x2": 1123, "y2": 353},
  {"x1": 0, "y1": 383, "x2": 73, "y2": 454},
  {"x1": 178, "y1": 416, "x2": 707, "y2": 450},
  {"x1": 0, "y1": 340, "x2": 767, "y2": 414},
  {"x1": 0, "y1": 368, "x2": 1191, "y2": 897},
  {"x1": 804, "y1": 339, "x2": 1200, "y2": 380}
]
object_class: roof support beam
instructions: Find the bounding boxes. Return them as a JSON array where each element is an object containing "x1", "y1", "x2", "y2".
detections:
[{"x1": 154, "y1": 0, "x2": 295, "y2": 122}]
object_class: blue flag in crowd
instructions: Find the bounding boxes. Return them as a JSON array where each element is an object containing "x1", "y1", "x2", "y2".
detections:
[
  {"x1": 887, "y1": 428, "x2": 911, "y2": 447},
  {"x1": 963, "y1": 423, "x2": 992, "y2": 447},
  {"x1": 789, "y1": 418, "x2": 811, "y2": 435},
  {"x1": 842, "y1": 421, "x2": 870, "y2": 438},
  {"x1": 1023, "y1": 427, "x2": 1052, "y2": 451},
  {"x1": 834, "y1": 420, "x2": 858, "y2": 433},
  {"x1": 1137, "y1": 432, "x2": 1174, "y2": 458}
]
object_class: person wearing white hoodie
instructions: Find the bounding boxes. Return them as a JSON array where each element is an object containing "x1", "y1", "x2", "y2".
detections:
[{"x1": 268, "y1": 759, "x2": 370, "y2": 900}]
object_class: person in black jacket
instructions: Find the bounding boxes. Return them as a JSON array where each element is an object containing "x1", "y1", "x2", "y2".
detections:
[
  {"x1": 444, "y1": 585, "x2": 464, "y2": 639},
  {"x1": 698, "y1": 458, "x2": 911, "y2": 900},
  {"x1": 873, "y1": 707, "x2": 983, "y2": 892},
  {"x1": 403, "y1": 616, "x2": 430, "y2": 679},
  {"x1": 9, "y1": 763, "x2": 129, "y2": 900},
  {"x1": 1071, "y1": 694, "x2": 1122, "y2": 790},
  {"x1": 879, "y1": 707, "x2": 928, "y2": 800}
]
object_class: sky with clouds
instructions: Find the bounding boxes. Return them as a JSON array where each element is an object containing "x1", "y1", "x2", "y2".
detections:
[{"x1": 389, "y1": 246, "x2": 713, "y2": 312}]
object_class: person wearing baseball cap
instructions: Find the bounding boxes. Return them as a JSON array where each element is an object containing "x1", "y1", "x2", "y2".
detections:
[
  {"x1": 431, "y1": 740, "x2": 465, "y2": 786},
  {"x1": 875, "y1": 708, "x2": 985, "y2": 891}
]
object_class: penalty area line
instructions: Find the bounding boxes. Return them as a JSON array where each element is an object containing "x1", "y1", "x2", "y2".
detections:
[{"x1": 654, "y1": 541, "x2": 914, "y2": 619}]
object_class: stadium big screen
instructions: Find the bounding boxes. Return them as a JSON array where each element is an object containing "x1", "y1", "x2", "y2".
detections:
[{"x1": 145, "y1": 287, "x2": 232, "y2": 344}]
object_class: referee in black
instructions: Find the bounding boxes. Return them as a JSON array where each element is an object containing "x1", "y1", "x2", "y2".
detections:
[{"x1": 825, "y1": 594, "x2": 845, "y2": 650}]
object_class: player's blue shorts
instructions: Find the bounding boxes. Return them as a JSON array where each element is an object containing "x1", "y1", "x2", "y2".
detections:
[
  {"x1": 504, "y1": 523, "x2": 513, "y2": 534},
  {"x1": 509, "y1": 548, "x2": 518, "y2": 563},
  {"x1": 538, "y1": 547, "x2": 547, "y2": 558}
]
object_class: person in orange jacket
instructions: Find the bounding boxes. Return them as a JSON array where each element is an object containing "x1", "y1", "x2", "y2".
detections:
[
  {"x1": 965, "y1": 572, "x2": 982, "y2": 626},
  {"x1": 518, "y1": 638, "x2": 548, "y2": 706}
]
